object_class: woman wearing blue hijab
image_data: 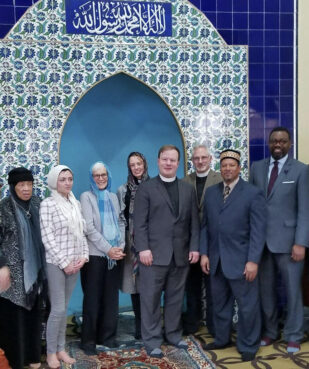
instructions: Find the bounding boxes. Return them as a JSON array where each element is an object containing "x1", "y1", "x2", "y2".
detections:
[{"x1": 80, "y1": 161, "x2": 125, "y2": 355}]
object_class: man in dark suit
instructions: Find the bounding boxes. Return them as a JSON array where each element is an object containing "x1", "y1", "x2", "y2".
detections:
[
  {"x1": 134, "y1": 145, "x2": 200, "y2": 358},
  {"x1": 250, "y1": 127, "x2": 309, "y2": 353},
  {"x1": 200, "y1": 149, "x2": 266, "y2": 362},
  {"x1": 182, "y1": 144, "x2": 222, "y2": 335}
]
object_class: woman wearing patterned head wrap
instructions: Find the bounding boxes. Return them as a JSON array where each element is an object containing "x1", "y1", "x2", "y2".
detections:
[
  {"x1": 80, "y1": 161, "x2": 125, "y2": 356},
  {"x1": 40, "y1": 165, "x2": 89, "y2": 368},
  {"x1": 117, "y1": 152, "x2": 150, "y2": 340},
  {"x1": 0, "y1": 167, "x2": 47, "y2": 369}
]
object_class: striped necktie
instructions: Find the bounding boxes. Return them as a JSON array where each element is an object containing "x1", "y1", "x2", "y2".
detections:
[{"x1": 223, "y1": 185, "x2": 230, "y2": 202}]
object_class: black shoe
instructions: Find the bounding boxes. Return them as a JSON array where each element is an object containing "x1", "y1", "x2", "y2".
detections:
[
  {"x1": 146, "y1": 348, "x2": 164, "y2": 358},
  {"x1": 241, "y1": 351, "x2": 256, "y2": 362},
  {"x1": 203, "y1": 342, "x2": 232, "y2": 350},
  {"x1": 103, "y1": 340, "x2": 119, "y2": 348},
  {"x1": 168, "y1": 340, "x2": 188, "y2": 350},
  {"x1": 81, "y1": 343, "x2": 98, "y2": 356}
]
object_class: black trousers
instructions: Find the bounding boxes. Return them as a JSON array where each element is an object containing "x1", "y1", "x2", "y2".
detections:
[
  {"x1": 0, "y1": 296, "x2": 42, "y2": 369},
  {"x1": 80, "y1": 256, "x2": 121, "y2": 347}
]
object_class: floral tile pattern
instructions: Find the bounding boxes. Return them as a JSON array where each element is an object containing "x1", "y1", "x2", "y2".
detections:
[{"x1": 0, "y1": 0, "x2": 248, "y2": 195}]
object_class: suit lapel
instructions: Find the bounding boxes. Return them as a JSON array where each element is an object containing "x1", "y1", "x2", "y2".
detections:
[
  {"x1": 177, "y1": 179, "x2": 185, "y2": 220},
  {"x1": 267, "y1": 156, "x2": 292, "y2": 199},
  {"x1": 262, "y1": 158, "x2": 270, "y2": 196}
]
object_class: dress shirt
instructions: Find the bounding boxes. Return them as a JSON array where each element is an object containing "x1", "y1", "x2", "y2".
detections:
[{"x1": 268, "y1": 154, "x2": 288, "y2": 180}]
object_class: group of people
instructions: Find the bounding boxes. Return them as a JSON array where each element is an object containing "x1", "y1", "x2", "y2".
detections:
[{"x1": 0, "y1": 126, "x2": 308, "y2": 368}]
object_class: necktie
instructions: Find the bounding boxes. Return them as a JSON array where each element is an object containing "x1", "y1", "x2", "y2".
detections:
[
  {"x1": 267, "y1": 161, "x2": 278, "y2": 196},
  {"x1": 223, "y1": 185, "x2": 230, "y2": 202}
]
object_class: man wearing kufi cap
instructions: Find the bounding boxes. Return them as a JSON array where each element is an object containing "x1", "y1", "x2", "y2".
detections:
[{"x1": 200, "y1": 149, "x2": 266, "y2": 361}]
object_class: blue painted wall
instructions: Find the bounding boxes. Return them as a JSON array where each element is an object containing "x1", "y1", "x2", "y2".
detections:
[{"x1": 60, "y1": 73, "x2": 184, "y2": 313}]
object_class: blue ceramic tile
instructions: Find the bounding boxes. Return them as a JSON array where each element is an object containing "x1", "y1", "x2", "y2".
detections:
[
  {"x1": 265, "y1": 14, "x2": 279, "y2": 29},
  {"x1": 280, "y1": 80, "x2": 293, "y2": 95},
  {"x1": 189, "y1": 0, "x2": 201, "y2": 9},
  {"x1": 280, "y1": 63, "x2": 294, "y2": 79},
  {"x1": 0, "y1": 0, "x2": 14, "y2": 5},
  {"x1": 280, "y1": 47, "x2": 293, "y2": 63},
  {"x1": 249, "y1": 30, "x2": 264, "y2": 46},
  {"x1": 250, "y1": 146, "x2": 265, "y2": 162},
  {"x1": 233, "y1": 30, "x2": 248, "y2": 44},
  {"x1": 249, "y1": 80, "x2": 264, "y2": 96},
  {"x1": 217, "y1": 12, "x2": 232, "y2": 29},
  {"x1": 280, "y1": 96, "x2": 293, "y2": 112},
  {"x1": 204, "y1": 12, "x2": 216, "y2": 27},
  {"x1": 249, "y1": 1, "x2": 264, "y2": 12},
  {"x1": 280, "y1": 30, "x2": 293, "y2": 46},
  {"x1": 265, "y1": 80, "x2": 279, "y2": 96},
  {"x1": 218, "y1": 29, "x2": 233, "y2": 44},
  {"x1": 217, "y1": 0, "x2": 232, "y2": 12},
  {"x1": 265, "y1": 47, "x2": 280, "y2": 63},
  {"x1": 280, "y1": 14, "x2": 294, "y2": 29},
  {"x1": 265, "y1": 97, "x2": 279, "y2": 112},
  {"x1": 249, "y1": 13, "x2": 264, "y2": 29},
  {"x1": 249, "y1": 47, "x2": 264, "y2": 63},
  {"x1": 265, "y1": 30, "x2": 280, "y2": 46},
  {"x1": 265, "y1": 63, "x2": 279, "y2": 79},
  {"x1": 233, "y1": 13, "x2": 248, "y2": 29},
  {"x1": 0, "y1": 24, "x2": 12, "y2": 38},
  {"x1": 265, "y1": 0, "x2": 279, "y2": 12},
  {"x1": 280, "y1": 0, "x2": 294, "y2": 12},
  {"x1": 16, "y1": 6, "x2": 28, "y2": 20},
  {"x1": 0, "y1": 6, "x2": 15, "y2": 23},
  {"x1": 250, "y1": 97, "x2": 264, "y2": 112},
  {"x1": 280, "y1": 113, "x2": 294, "y2": 126},
  {"x1": 249, "y1": 64, "x2": 264, "y2": 79},
  {"x1": 233, "y1": 0, "x2": 248, "y2": 12},
  {"x1": 15, "y1": 0, "x2": 34, "y2": 5}
]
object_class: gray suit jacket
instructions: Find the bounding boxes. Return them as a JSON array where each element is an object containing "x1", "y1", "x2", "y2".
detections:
[
  {"x1": 80, "y1": 191, "x2": 125, "y2": 257},
  {"x1": 200, "y1": 178, "x2": 266, "y2": 279},
  {"x1": 250, "y1": 156, "x2": 309, "y2": 253},
  {"x1": 183, "y1": 169, "x2": 222, "y2": 222},
  {"x1": 133, "y1": 176, "x2": 200, "y2": 267}
]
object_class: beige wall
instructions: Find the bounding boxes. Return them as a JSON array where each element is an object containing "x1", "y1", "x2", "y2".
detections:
[{"x1": 298, "y1": 0, "x2": 309, "y2": 163}]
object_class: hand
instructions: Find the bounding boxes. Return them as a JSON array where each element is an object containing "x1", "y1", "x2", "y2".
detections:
[
  {"x1": 243, "y1": 262, "x2": 258, "y2": 282},
  {"x1": 291, "y1": 244, "x2": 306, "y2": 262},
  {"x1": 63, "y1": 262, "x2": 75, "y2": 275},
  {"x1": 200, "y1": 255, "x2": 210, "y2": 274},
  {"x1": 0, "y1": 266, "x2": 11, "y2": 292},
  {"x1": 108, "y1": 247, "x2": 126, "y2": 260},
  {"x1": 189, "y1": 251, "x2": 199, "y2": 264},
  {"x1": 139, "y1": 250, "x2": 153, "y2": 266},
  {"x1": 73, "y1": 257, "x2": 87, "y2": 272}
]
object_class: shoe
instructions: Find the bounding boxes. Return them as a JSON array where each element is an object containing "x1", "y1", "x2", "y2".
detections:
[
  {"x1": 171, "y1": 340, "x2": 188, "y2": 350},
  {"x1": 241, "y1": 351, "x2": 256, "y2": 362},
  {"x1": 287, "y1": 342, "x2": 300, "y2": 353},
  {"x1": 260, "y1": 337, "x2": 275, "y2": 346},
  {"x1": 203, "y1": 341, "x2": 232, "y2": 350},
  {"x1": 147, "y1": 348, "x2": 164, "y2": 358},
  {"x1": 81, "y1": 343, "x2": 98, "y2": 356}
]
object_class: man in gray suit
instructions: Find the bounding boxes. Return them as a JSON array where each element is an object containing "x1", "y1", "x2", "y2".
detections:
[
  {"x1": 134, "y1": 145, "x2": 200, "y2": 358},
  {"x1": 200, "y1": 149, "x2": 266, "y2": 362},
  {"x1": 250, "y1": 127, "x2": 309, "y2": 353},
  {"x1": 183, "y1": 144, "x2": 222, "y2": 335}
]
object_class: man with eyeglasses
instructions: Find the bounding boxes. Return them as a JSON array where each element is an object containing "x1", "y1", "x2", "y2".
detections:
[
  {"x1": 250, "y1": 127, "x2": 309, "y2": 353},
  {"x1": 182, "y1": 144, "x2": 222, "y2": 336}
]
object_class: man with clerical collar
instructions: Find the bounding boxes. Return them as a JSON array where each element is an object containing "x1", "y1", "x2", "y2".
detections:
[
  {"x1": 200, "y1": 149, "x2": 266, "y2": 362},
  {"x1": 134, "y1": 145, "x2": 200, "y2": 358},
  {"x1": 182, "y1": 144, "x2": 222, "y2": 335},
  {"x1": 250, "y1": 127, "x2": 309, "y2": 353}
]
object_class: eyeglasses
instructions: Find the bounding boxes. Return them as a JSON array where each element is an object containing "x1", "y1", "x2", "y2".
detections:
[
  {"x1": 269, "y1": 139, "x2": 289, "y2": 145},
  {"x1": 93, "y1": 174, "x2": 108, "y2": 179},
  {"x1": 193, "y1": 156, "x2": 210, "y2": 161}
]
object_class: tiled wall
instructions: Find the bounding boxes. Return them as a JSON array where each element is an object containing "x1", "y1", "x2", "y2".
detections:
[{"x1": 0, "y1": 0, "x2": 296, "y2": 163}]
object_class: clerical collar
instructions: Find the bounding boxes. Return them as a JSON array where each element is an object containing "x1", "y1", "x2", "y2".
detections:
[
  {"x1": 196, "y1": 168, "x2": 210, "y2": 178},
  {"x1": 159, "y1": 174, "x2": 177, "y2": 182}
]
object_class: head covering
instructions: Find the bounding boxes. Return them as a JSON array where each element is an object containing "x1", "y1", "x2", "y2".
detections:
[
  {"x1": 90, "y1": 161, "x2": 121, "y2": 269},
  {"x1": 47, "y1": 165, "x2": 84, "y2": 242},
  {"x1": 8, "y1": 167, "x2": 33, "y2": 185},
  {"x1": 126, "y1": 152, "x2": 149, "y2": 278},
  {"x1": 220, "y1": 149, "x2": 241, "y2": 164}
]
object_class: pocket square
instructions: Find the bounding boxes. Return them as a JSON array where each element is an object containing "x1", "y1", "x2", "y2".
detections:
[{"x1": 282, "y1": 181, "x2": 295, "y2": 184}]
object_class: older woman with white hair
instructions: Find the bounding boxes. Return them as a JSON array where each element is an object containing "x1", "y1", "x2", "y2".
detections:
[
  {"x1": 80, "y1": 161, "x2": 125, "y2": 356},
  {"x1": 40, "y1": 165, "x2": 89, "y2": 368}
]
